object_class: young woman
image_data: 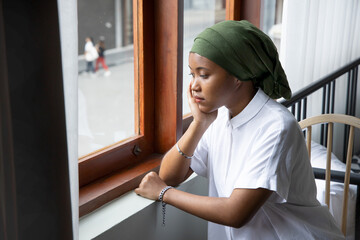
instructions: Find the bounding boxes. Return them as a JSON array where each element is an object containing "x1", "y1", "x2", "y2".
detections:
[{"x1": 135, "y1": 20, "x2": 344, "y2": 240}]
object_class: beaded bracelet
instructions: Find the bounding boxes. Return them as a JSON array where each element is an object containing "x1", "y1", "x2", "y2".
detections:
[
  {"x1": 158, "y1": 186, "x2": 174, "y2": 226},
  {"x1": 175, "y1": 143, "x2": 193, "y2": 159}
]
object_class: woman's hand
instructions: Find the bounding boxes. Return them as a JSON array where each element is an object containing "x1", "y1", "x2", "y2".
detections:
[
  {"x1": 135, "y1": 172, "x2": 168, "y2": 201},
  {"x1": 187, "y1": 82, "x2": 217, "y2": 127}
]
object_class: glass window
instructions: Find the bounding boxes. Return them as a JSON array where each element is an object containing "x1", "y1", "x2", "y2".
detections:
[
  {"x1": 78, "y1": 0, "x2": 135, "y2": 157},
  {"x1": 260, "y1": 0, "x2": 283, "y2": 51},
  {"x1": 182, "y1": 0, "x2": 226, "y2": 116}
]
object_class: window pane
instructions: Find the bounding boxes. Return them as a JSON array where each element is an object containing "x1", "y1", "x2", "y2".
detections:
[
  {"x1": 260, "y1": 0, "x2": 283, "y2": 51},
  {"x1": 182, "y1": 0, "x2": 226, "y2": 116},
  {"x1": 78, "y1": 0, "x2": 136, "y2": 157}
]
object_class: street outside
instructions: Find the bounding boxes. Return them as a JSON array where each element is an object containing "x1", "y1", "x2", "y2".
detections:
[{"x1": 78, "y1": 61, "x2": 135, "y2": 157}]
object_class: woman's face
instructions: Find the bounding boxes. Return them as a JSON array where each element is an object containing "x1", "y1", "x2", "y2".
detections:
[{"x1": 189, "y1": 53, "x2": 239, "y2": 113}]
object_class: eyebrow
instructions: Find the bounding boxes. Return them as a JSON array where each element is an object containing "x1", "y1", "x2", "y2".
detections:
[{"x1": 188, "y1": 65, "x2": 210, "y2": 71}]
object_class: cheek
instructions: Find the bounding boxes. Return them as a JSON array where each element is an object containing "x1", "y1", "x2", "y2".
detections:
[
  {"x1": 207, "y1": 83, "x2": 229, "y2": 102},
  {"x1": 201, "y1": 75, "x2": 234, "y2": 105},
  {"x1": 199, "y1": 92, "x2": 223, "y2": 112},
  {"x1": 204, "y1": 81, "x2": 222, "y2": 97}
]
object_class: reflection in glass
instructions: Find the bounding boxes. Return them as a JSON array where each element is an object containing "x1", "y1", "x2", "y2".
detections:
[
  {"x1": 182, "y1": 0, "x2": 226, "y2": 115},
  {"x1": 78, "y1": 0, "x2": 135, "y2": 157}
]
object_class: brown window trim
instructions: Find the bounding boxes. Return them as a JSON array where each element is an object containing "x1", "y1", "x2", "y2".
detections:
[
  {"x1": 79, "y1": 0, "x2": 260, "y2": 218},
  {"x1": 79, "y1": 154, "x2": 162, "y2": 217},
  {"x1": 226, "y1": 0, "x2": 242, "y2": 20},
  {"x1": 79, "y1": 0, "x2": 184, "y2": 217}
]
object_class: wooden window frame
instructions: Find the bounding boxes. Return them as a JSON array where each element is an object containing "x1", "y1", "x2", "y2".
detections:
[{"x1": 79, "y1": 0, "x2": 260, "y2": 217}]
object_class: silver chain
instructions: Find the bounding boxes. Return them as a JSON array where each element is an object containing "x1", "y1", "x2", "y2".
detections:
[
  {"x1": 158, "y1": 186, "x2": 173, "y2": 227},
  {"x1": 162, "y1": 201, "x2": 167, "y2": 226}
]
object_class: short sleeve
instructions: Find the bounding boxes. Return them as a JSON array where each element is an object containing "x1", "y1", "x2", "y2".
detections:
[
  {"x1": 190, "y1": 130, "x2": 210, "y2": 178},
  {"x1": 234, "y1": 120, "x2": 298, "y2": 201}
]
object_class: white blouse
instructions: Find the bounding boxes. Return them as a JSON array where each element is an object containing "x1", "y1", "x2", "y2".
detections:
[{"x1": 190, "y1": 89, "x2": 344, "y2": 240}]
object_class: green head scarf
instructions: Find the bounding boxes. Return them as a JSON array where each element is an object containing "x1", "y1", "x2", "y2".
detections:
[{"x1": 190, "y1": 20, "x2": 291, "y2": 100}]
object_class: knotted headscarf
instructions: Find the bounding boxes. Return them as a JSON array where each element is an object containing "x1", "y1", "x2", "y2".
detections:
[{"x1": 190, "y1": 20, "x2": 291, "y2": 100}]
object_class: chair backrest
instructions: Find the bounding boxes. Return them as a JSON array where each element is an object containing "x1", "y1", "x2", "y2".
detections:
[{"x1": 299, "y1": 114, "x2": 360, "y2": 235}]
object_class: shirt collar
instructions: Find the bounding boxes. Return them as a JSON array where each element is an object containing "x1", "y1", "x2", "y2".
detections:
[{"x1": 226, "y1": 88, "x2": 270, "y2": 129}]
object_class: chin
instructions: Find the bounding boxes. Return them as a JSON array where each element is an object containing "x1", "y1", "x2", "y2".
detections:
[{"x1": 198, "y1": 104, "x2": 218, "y2": 113}]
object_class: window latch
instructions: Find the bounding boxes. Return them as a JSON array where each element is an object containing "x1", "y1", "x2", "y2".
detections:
[{"x1": 133, "y1": 145, "x2": 142, "y2": 156}]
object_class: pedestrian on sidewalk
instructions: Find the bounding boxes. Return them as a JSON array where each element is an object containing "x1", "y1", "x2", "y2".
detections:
[
  {"x1": 84, "y1": 37, "x2": 98, "y2": 75},
  {"x1": 95, "y1": 40, "x2": 111, "y2": 77}
]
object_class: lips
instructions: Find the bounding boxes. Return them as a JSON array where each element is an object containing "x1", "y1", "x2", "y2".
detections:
[{"x1": 193, "y1": 95, "x2": 205, "y2": 103}]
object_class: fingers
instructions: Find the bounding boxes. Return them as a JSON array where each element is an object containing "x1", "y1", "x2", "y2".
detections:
[
  {"x1": 189, "y1": 80, "x2": 193, "y2": 95},
  {"x1": 187, "y1": 82, "x2": 192, "y2": 101},
  {"x1": 187, "y1": 82, "x2": 197, "y2": 107},
  {"x1": 135, "y1": 171, "x2": 166, "y2": 200}
]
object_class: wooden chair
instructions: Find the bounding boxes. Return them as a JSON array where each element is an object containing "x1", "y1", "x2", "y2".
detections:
[{"x1": 299, "y1": 114, "x2": 360, "y2": 235}]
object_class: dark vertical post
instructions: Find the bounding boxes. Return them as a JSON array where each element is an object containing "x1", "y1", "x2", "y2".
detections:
[
  {"x1": 331, "y1": 80, "x2": 335, "y2": 113},
  {"x1": 326, "y1": 82, "x2": 331, "y2": 114},
  {"x1": 351, "y1": 66, "x2": 358, "y2": 116},
  {"x1": 0, "y1": 0, "x2": 18, "y2": 238},
  {"x1": 297, "y1": 101, "x2": 302, "y2": 121},
  {"x1": 302, "y1": 97, "x2": 307, "y2": 120},
  {"x1": 346, "y1": 69, "x2": 353, "y2": 115},
  {"x1": 343, "y1": 68, "x2": 354, "y2": 161},
  {"x1": 320, "y1": 86, "x2": 326, "y2": 145}
]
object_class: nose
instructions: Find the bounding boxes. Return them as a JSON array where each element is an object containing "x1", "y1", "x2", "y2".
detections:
[{"x1": 191, "y1": 78, "x2": 200, "y2": 92}]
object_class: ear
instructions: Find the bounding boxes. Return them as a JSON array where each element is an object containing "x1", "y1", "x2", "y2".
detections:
[
  {"x1": 232, "y1": 76, "x2": 242, "y2": 87},
  {"x1": 226, "y1": 73, "x2": 237, "y2": 82}
]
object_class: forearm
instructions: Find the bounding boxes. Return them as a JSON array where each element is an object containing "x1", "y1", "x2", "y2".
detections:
[
  {"x1": 163, "y1": 188, "x2": 243, "y2": 228},
  {"x1": 159, "y1": 120, "x2": 209, "y2": 185},
  {"x1": 135, "y1": 171, "x2": 272, "y2": 228}
]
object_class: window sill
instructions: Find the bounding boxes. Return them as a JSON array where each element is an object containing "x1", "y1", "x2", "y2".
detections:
[
  {"x1": 79, "y1": 173, "x2": 205, "y2": 240},
  {"x1": 79, "y1": 154, "x2": 162, "y2": 217},
  {"x1": 79, "y1": 114, "x2": 194, "y2": 217}
]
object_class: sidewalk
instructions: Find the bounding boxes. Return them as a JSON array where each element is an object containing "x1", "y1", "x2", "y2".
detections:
[{"x1": 78, "y1": 61, "x2": 135, "y2": 157}]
